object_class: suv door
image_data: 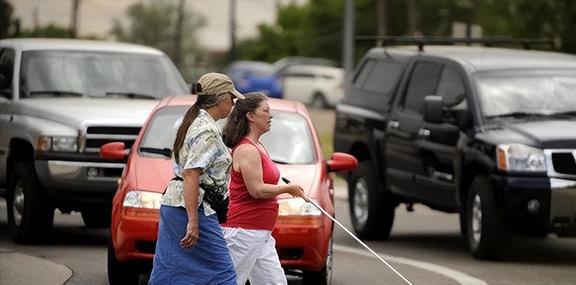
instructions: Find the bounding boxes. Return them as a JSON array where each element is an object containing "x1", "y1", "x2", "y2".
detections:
[
  {"x1": 414, "y1": 65, "x2": 466, "y2": 208},
  {"x1": 385, "y1": 60, "x2": 443, "y2": 199}
]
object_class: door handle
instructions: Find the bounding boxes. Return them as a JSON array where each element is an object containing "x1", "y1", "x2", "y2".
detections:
[
  {"x1": 417, "y1": 128, "x2": 430, "y2": 139},
  {"x1": 388, "y1": 120, "x2": 399, "y2": 131}
]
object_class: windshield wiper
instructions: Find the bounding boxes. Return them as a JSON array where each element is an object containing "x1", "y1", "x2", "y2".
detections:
[
  {"x1": 548, "y1": 111, "x2": 576, "y2": 118},
  {"x1": 30, "y1": 90, "x2": 83, "y2": 97},
  {"x1": 106, "y1": 91, "x2": 156, "y2": 99},
  {"x1": 486, "y1": 112, "x2": 545, "y2": 119},
  {"x1": 140, "y1": 147, "x2": 172, "y2": 158}
]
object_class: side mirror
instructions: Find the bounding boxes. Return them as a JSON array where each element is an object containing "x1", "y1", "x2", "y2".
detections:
[
  {"x1": 424, "y1": 95, "x2": 443, "y2": 123},
  {"x1": 100, "y1": 142, "x2": 128, "y2": 161},
  {"x1": 327, "y1": 152, "x2": 358, "y2": 172}
]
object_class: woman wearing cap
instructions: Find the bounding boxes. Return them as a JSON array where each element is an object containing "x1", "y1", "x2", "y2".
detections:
[
  {"x1": 221, "y1": 92, "x2": 306, "y2": 285},
  {"x1": 149, "y1": 73, "x2": 245, "y2": 285}
]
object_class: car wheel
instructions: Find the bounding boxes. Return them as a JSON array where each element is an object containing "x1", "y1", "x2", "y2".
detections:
[
  {"x1": 7, "y1": 161, "x2": 54, "y2": 243},
  {"x1": 108, "y1": 237, "x2": 140, "y2": 285},
  {"x1": 303, "y1": 237, "x2": 333, "y2": 285},
  {"x1": 310, "y1": 93, "x2": 327, "y2": 109},
  {"x1": 348, "y1": 161, "x2": 395, "y2": 240},
  {"x1": 466, "y1": 175, "x2": 511, "y2": 260},
  {"x1": 82, "y1": 208, "x2": 111, "y2": 228}
]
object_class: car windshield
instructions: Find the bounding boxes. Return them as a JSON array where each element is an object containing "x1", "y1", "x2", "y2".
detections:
[
  {"x1": 140, "y1": 106, "x2": 317, "y2": 164},
  {"x1": 20, "y1": 50, "x2": 188, "y2": 99},
  {"x1": 476, "y1": 69, "x2": 576, "y2": 118}
]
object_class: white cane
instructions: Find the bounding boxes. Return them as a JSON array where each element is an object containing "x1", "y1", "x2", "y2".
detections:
[{"x1": 282, "y1": 177, "x2": 414, "y2": 285}]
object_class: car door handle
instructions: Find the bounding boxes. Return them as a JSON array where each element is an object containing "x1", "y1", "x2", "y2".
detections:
[
  {"x1": 388, "y1": 120, "x2": 399, "y2": 131},
  {"x1": 417, "y1": 128, "x2": 430, "y2": 140}
]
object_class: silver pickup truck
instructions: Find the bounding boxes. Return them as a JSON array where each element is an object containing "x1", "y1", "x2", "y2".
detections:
[{"x1": 0, "y1": 38, "x2": 189, "y2": 242}]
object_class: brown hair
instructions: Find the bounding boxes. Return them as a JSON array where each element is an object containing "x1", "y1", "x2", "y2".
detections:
[
  {"x1": 172, "y1": 93, "x2": 229, "y2": 162},
  {"x1": 223, "y1": 92, "x2": 268, "y2": 148}
]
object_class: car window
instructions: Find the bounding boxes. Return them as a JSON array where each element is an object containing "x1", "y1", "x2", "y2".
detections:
[
  {"x1": 436, "y1": 65, "x2": 466, "y2": 106},
  {"x1": 141, "y1": 106, "x2": 317, "y2": 164},
  {"x1": 0, "y1": 48, "x2": 15, "y2": 97},
  {"x1": 403, "y1": 61, "x2": 443, "y2": 113},
  {"x1": 20, "y1": 50, "x2": 188, "y2": 99},
  {"x1": 353, "y1": 59, "x2": 403, "y2": 94}
]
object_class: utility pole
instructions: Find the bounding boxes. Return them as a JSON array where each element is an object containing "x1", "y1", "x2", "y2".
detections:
[
  {"x1": 407, "y1": 0, "x2": 417, "y2": 36},
  {"x1": 376, "y1": 0, "x2": 388, "y2": 46},
  {"x1": 229, "y1": 0, "x2": 237, "y2": 62},
  {"x1": 174, "y1": 0, "x2": 186, "y2": 69},
  {"x1": 70, "y1": 0, "x2": 81, "y2": 38},
  {"x1": 343, "y1": 0, "x2": 354, "y2": 91}
]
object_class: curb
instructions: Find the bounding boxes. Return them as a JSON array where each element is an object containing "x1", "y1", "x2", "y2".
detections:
[{"x1": 0, "y1": 248, "x2": 72, "y2": 285}]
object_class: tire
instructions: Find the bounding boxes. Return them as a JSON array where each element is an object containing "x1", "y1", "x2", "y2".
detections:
[
  {"x1": 6, "y1": 161, "x2": 54, "y2": 243},
  {"x1": 82, "y1": 208, "x2": 111, "y2": 228},
  {"x1": 303, "y1": 237, "x2": 333, "y2": 285},
  {"x1": 310, "y1": 93, "x2": 327, "y2": 109},
  {"x1": 466, "y1": 175, "x2": 511, "y2": 260},
  {"x1": 348, "y1": 161, "x2": 395, "y2": 240},
  {"x1": 108, "y1": 237, "x2": 140, "y2": 285}
]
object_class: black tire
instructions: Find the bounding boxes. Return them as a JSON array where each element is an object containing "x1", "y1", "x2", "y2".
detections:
[
  {"x1": 310, "y1": 93, "x2": 327, "y2": 109},
  {"x1": 348, "y1": 161, "x2": 395, "y2": 240},
  {"x1": 108, "y1": 237, "x2": 140, "y2": 285},
  {"x1": 466, "y1": 175, "x2": 511, "y2": 260},
  {"x1": 82, "y1": 208, "x2": 111, "y2": 228},
  {"x1": 303, "y1": 237, "x2": 333, "y2": 285},
  {"x1": 6, "y1": 161, "x2": 54, "y2": 243}
]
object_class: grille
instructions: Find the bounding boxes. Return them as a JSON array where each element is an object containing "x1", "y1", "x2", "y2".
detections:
[
  {"x1": 84, "y1": 126, "x2": 140, "y2": 153},
  {"x1": 551, "y1": 152, "x2": 576, "y2": 175}
]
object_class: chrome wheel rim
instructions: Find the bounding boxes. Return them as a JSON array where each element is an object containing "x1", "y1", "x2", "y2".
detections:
[
  {"x1": 353, "y1": 179, "x2": 369, "y2": 227},
  {"x1": 471, "y1": 194, "x2": 482, "y2": 244},
  {"x1": 13, "y1": 182, "x2": 25, "y2": 227}
]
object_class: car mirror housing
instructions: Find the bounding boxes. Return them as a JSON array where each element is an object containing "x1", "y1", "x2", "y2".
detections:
[
  {"x1": 424, "y1": 95, "x2": 443, "y2": 123},
  {"x1": 327, "y1": 152, "x2": 358, "y2": 172},
  {"x1": 100, "y1": 142, "x2": 128, "y2": 161}
]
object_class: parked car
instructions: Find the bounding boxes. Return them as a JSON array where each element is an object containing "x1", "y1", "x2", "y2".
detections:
[
  {"x1": 0, "y1": 38, "x2": 189, "y2": 243},
  {"x1": 224, "y1": 60, "x2": 283, "y2": 98},
  {"x1": 334, "y1": 43, "x2": 576, "y2": 260},
  {"x1": 282, "y1": 65, "x2": 344, "y2": 108},
  {"x1": 273, "y1": 56, "x2": 337, "y2": 76},
  {"x1": 101, "y1": 95, "x2": 357, "y2": 284}
]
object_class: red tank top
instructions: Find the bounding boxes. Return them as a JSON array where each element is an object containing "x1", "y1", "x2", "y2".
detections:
[{"x1": 222, "y1": 138, "x2": 280, "y2": 231}]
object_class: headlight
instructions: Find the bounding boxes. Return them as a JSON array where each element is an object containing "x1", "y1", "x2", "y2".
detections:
[
  {"x1": 123, "y1": 190, "x2": 162, "y2": 209},
  {"x1": 37, "y1": 136, "x2": 78, "y2": 152},
  {"x1": 496, "y1": 144, "x2": 547, "y2": 173},
  {"x1": 278, "y1": 198, "x2": 322, "y2": 216}
]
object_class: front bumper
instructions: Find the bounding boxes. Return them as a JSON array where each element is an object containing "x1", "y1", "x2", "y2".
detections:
[
  {"x1": 273, "y1": 215, "x2": 331, "y2": 272},
  {"x1": 114, "y1": 208, "x2": 159, "y2": 262},
  {"x1": 491, "y1": 175, "x2": 576, "y2": 236},
  {"x1": 34, "y1": 153, "x2": 125, "y2": 205}
]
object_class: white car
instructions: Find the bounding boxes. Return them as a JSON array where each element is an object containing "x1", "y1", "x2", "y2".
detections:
[{"x1": 281, "y1": 65, "x2": 344, "y2": 108}]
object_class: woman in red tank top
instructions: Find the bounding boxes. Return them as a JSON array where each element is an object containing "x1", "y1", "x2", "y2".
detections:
[{"x1": 221, "y1": 92, "x2": 306, "y2": 285}]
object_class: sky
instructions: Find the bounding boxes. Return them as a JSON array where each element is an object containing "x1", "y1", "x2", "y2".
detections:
[{"x1": 10, "y1": 0, "x2": 306, "y2": 51}]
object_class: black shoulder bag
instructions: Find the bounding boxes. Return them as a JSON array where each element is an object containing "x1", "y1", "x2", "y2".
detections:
[{"x1": 171, "y1": 176, "x2": 229, "y2": 223}]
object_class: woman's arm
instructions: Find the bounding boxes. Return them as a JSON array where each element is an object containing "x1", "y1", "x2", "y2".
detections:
[
  {"x1": 180, "y1": 168, "x2": 202, "y2": 248},
  {"x1": 234, "y1": 144, "x2": 305, "y2": 199}
]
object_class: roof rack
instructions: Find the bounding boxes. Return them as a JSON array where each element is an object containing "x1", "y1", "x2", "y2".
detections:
[{"x1": 355, "y1": 36, "x2": 556, "y2": 52}]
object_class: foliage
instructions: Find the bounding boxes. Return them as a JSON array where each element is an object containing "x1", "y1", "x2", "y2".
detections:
[
  {"x1": 236, "y1": 0, "x2": 576, "y2": 66},
  {"x1": 15, "y1": 24, "x2": 74, "y2": 38},
  {"x1": 0, "y1": 0, "x2": 14, "y2": 39},
  {"x1": 111, "y1": 0, "x2": 206, "y2": 81}
]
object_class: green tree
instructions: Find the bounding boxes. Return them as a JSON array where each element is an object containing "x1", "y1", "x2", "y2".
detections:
[
  {"x1": 111, "y1": 0, "x2": 206, "y2": 80},
  {"x1": 0, "y1": 0, "x2": 14, "y2": 38}
]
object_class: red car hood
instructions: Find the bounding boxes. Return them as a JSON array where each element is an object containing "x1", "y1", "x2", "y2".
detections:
[
  {"x1": 276, "y1": 164, "x2": 319, "y2": 199},
  {"x1": 133, "y1": 156, "x2": 173, "y2": 193},
  {"x1": 132, "y1": 155, "x2": 320, "y2": 197}
]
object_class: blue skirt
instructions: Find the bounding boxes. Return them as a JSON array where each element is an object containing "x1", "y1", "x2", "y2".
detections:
[{"x1": 149, "y1": 205, "x2": 236, "y2": 285}]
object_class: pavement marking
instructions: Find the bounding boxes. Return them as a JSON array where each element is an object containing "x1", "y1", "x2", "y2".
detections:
[{"x1": 334, "y1": 244, "x2": 487, "y2": 285}]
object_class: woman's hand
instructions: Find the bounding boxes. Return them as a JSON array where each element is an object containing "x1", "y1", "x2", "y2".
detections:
[
  {"x1": 180, "y1": 221, "x2": 199, "y2": 248},
  {"x1": 287, "y1": 184, "x2": 309, "y2": 201}
]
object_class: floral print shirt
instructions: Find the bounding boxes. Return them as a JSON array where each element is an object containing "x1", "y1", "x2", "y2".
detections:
[{"x1": 160, "y1": 109, "x2": 231, "y2": 217}]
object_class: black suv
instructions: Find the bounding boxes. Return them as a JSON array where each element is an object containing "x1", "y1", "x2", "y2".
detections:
[{"x1": 334, "y1": 43, "x2": 576, "y2": 259}]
